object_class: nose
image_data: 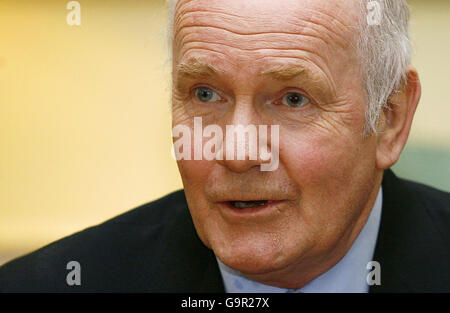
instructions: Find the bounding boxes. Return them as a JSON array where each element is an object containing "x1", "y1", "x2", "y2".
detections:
[{"x1": 216, "y1": 99, "x2": 269, "y2": 173}]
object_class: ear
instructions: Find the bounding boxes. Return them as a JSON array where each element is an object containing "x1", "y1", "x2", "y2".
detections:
[{"x1": 376, "y1": 67, "x2": 421, "y2": 170}]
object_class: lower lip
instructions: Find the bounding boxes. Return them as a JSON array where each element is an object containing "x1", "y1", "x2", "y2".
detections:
[{"x1": 218, "y1": 200, "x2": 286, "y2": 220}]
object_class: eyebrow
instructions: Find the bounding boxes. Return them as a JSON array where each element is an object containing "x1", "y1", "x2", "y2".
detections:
[
  {"x1": 261, "y1": 65, "x2": 306, "y2": 81},
  {"x1": 176, "y1": 60, "x2": 311, "y2": 82},
  {"x1": 174, "y1": 59, "x2": 327, "y2": 94},
  {"x1": 260, "y1": 65, "x2": 307, "y2": 81},
  {"x1": 175, "y1": 59, "x2": 223, "y2": 80},
  {"x1": 261, "y1": 63, "x2": 334, "y2": 95}
]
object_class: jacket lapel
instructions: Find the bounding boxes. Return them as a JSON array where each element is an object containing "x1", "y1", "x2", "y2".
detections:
[
  {"x1": 370, "y1": 169, "x2": 448, "y2": 292},
  {"x1": 151, "y1": 196, "x2": 224, "y2": 292}
]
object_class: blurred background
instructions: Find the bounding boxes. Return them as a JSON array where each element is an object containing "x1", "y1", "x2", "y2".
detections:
[{"x1": 0, "y1": 0, "x2": 449, "y2": 265}]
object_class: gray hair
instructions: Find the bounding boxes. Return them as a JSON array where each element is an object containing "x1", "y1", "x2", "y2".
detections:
[{"x1": 165, "y1": 0, "x2": 412, "y2": 135}]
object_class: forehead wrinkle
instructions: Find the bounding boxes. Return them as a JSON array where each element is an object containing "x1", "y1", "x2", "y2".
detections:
[
  {"x1": 175, "y1": 15, "x2": 347, "y2": 53},
  {"x1": 176, "y1": 27, "x2": 339, "y2": 68},
  {"x1": 293, "y1": 5, "x2": 360, "y2": 51},
  {"x1": 174, "y1": 2, "x2": 358, "y2": 53},
  {"x1": 176, "y1": 25, "x2": 334, "y2": 55},
  {"x1": 178, "y1": 37, "x2": 329, "y2": 60},
  {"x1": 176, "y1": 8, "x2": 250, "y2": 31}
]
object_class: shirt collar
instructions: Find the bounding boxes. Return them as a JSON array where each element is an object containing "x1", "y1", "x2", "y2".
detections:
[{"x1": 217, "y1": 187, "x2": 383, "y2": 293}]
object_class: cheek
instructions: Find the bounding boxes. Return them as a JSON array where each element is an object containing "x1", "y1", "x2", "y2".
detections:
[
  {"x1": 280, "y1": 128, "x2": 370, "y2": 187},
  {"x1": 177, "y1": 159, "x2": 213, "y2": 193},
  {"x1": 276, "y1": 131, "x2": 371, "y2": 253},
  {"x1": 279, "y1": 129, "x2": 376, "y2": 221},
  {"x1": 177, "y1": 159, "x2": 216, "y2": 247},
  {"x1": 281, "y1": 138, "x2": 341, "y2": 185}
]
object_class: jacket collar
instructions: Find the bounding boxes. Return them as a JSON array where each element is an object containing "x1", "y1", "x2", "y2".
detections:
[{"x1": 370, "y1": 169, "x2": 446, "y2": 292}]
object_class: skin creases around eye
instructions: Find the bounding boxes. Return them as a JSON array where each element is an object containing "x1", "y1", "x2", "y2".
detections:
[{"x1": 195, "y1": 87, "x2": 223, "y2": 103}]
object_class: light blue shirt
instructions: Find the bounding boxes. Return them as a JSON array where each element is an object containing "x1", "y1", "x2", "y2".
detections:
[{"x1": 217, "y1": 187, "x2": 383, "y2": 293}]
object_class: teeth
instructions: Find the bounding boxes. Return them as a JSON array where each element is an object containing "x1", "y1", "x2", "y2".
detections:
[{"x1": 231, "y1": 201, "x2": 268, "y2": 209}]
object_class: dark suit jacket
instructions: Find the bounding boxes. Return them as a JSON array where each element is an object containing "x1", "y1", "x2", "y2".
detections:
[{"x1": 0, "y1": 170, "x2": 449, "y2": 292}]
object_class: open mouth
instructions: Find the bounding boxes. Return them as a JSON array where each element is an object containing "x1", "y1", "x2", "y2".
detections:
[
  {"x1": 218, "y1": 199, "x2": 285, "y2": 219},
  {"x1": 230, "y1": 200, "x2": 269, "y2": 209}
]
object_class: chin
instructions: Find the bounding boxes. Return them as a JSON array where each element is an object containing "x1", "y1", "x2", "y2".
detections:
[{"x1": 209, "y1": 233, "x2": 295, "y2": 275}]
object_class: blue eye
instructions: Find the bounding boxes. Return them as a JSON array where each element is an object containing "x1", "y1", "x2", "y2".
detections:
[
  {"x1": 195, "y1": 87, "x2": 222, "y2": 103},
  {"x1": 281, "y1": 92, "x2": 310, "y2": 108}
]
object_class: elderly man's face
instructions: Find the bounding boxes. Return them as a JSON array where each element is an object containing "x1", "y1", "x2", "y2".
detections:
[{"x1": 172, "y1": 0, "x2": 383, "y2": 287}]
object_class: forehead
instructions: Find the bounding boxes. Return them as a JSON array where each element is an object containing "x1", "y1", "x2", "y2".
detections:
[{"x1": 172, "y1": 0, "x2": 360, "y2": 81}]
